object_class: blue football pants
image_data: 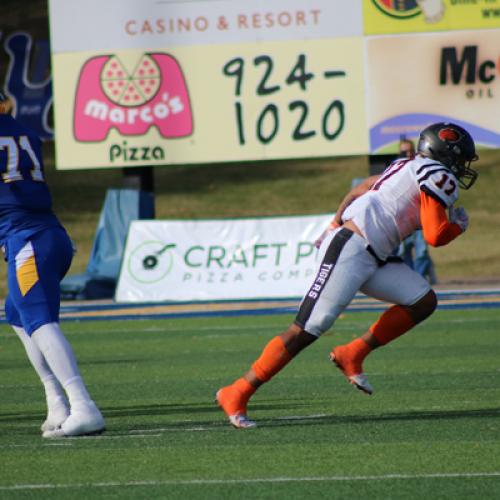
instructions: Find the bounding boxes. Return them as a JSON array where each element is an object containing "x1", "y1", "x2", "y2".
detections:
[{"x1": 4, "y1": 227, "x2": 73, "y2": 335}]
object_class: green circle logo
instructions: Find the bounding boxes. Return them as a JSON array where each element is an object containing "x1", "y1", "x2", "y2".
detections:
[{"x1": 127, "y1": 241, "x2": 176, "y2": 284}]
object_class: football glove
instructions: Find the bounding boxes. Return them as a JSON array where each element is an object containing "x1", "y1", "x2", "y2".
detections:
[{"x1": 449, "y1": 206, "x2": 469, "y2": 233}]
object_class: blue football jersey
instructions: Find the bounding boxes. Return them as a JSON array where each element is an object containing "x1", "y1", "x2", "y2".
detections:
[{"x1": 0, "y1": 115, "x2": 61, "y2": 245}]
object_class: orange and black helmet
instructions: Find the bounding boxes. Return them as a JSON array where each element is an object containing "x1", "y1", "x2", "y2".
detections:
[{"x1": 417, "y1": 122, "x2": 478, "y2": 189}]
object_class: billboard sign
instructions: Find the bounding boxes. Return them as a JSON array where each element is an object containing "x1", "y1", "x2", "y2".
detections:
[
  {"x1": 49, "y1": 0, "x2": 500, "y2": 166},
  {"x1": 49, "y1": 0, "x2": 367, "y2": 169},
  {"x1": 367, "y1": 30, "x2": 500, "y2": 153},
  {"x1": 115, "y1": 215, "x2": 331, "y2": 302},
  {"x1": 363, "y1": 0, "x2": 500, "y2": 35}
]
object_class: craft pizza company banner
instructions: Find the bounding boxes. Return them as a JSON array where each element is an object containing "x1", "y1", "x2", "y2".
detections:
[
  {"x1": 48, "y1": 0, "x2": 367, "y2": 169},
  {"x1": 363, "y1": 0, "x2": 500, "y2": 35},
  {"x1": 367, "y1": 29, "x2": 500, "y2": 153},
  {"x1": 115, "y1": 214, "x2": 331, "y2": 302}
]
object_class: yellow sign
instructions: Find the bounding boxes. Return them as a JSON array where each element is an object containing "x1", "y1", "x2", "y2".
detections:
[
  {"x1": 364, "y1": 0, "x2": 500, "y2": 35},
  {"x1": 52, "y1": 38, "x2": 368, "y2": 169},
  {"x1": 366, "y1": 29, "x2": 500, "y2": 153}
]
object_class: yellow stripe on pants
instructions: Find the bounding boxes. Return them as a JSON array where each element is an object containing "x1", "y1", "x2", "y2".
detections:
[{"x1": 16, "y1": 255, "x2": 39, "y2": 296}]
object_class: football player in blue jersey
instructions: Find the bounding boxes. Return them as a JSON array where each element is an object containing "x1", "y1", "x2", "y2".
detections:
[{"x1": 0, "y1": 92, "x2": 104, "y2": 437}]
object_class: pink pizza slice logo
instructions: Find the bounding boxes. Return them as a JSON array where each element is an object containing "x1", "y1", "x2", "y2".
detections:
[{"x1": 74, "y1": 53, "x2": 193, "y2": 142}]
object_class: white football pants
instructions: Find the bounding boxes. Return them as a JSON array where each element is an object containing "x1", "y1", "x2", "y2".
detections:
[{"x1": 296, "y1": 227, "x2": 431, "y2": 337}]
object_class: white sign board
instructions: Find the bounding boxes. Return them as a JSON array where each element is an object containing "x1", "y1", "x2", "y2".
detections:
[
  {"x1": 49, "y1": 0, "x2": 362, "y2": 52},
  {"x1": 48, "y1": 0, "x2": 368, "y2": 169},
  {"x1": 116, "y1": 214, "x2": 331, "y2": 302}
]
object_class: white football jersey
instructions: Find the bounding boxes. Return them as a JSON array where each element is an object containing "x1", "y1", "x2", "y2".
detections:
[{"x1": 342, "y1": 155, "x2": 459, "y2": 260}]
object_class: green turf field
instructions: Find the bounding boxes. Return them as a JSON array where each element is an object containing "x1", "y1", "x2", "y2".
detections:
[{"x1": 1, "y1": 308, "x2": 499, "y2": 499}]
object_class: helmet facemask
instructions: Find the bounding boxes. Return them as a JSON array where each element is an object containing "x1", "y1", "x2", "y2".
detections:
[{"x1": 450, "y1": 154, "x2": 479, "y2": 190}]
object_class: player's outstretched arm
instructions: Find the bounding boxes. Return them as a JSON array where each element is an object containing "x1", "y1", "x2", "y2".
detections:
[{"x1": 420, "y1": 191, "x2": 464, "y2": 247}]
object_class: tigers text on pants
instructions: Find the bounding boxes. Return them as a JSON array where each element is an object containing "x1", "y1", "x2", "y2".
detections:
[{"x1": 295, "y1": 227, "x2": 431, "y2": 337}]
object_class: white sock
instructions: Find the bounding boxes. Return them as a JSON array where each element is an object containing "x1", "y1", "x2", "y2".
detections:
[
  {"x1": 12, "y1": 325, "x2": 67, "y2": 402},
  {"x1": 42, "y1": 375, "x2": 67, "y2": 402},
  {"x1": 31, "y1": 323, "x2": 92, "y2": 407}
]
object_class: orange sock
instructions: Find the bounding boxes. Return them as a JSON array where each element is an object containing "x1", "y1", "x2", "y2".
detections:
[
  {"x1": 232, "y1": 377, "x2": 256, "y2": 400},
  {"x1": 252, "y1": 336, "x2": 292, "y2": 383},
  {"x1": 369, "y1": 305, "x2": 416, "y2": 345},
  {"x1": 344, "y1": 338, "x2": 372, "y2": 362}
]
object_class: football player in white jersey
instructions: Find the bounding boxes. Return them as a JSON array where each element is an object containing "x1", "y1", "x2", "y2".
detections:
[{"x1": 216, "y1": 122, "x2": 478, "y2": 429}]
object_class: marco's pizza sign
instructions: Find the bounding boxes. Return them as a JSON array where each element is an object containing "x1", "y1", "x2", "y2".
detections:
[
  {"x1": 49, "y1": 0, "x2": 500, "y2": 169},
  {"x1": 74, "y1": 53, "x2": 193, "y2": 143}
]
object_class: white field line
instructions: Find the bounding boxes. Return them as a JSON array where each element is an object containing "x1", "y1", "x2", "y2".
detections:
[
  {"x1": 1, "y1": 472, "x2": 500, "y2": 491},
  {"x1": 0, "y1": 442, "x2": 73, "y2": 449},
  {"x1": 69, "y1": 433, "x2": 163, "y2": 440},
  {"x1": 128, "y1": 427, "x2": 211, "y2": 434},
  {"x1": 0, "y1": 314, "x2": 495, "y2": 339},
  {"x1": 0, "y1": 316, "x2": 490, "y2": 339},
  {"x1": 0, "y1": 435, "x2": 160, "y2": 449},
  {"x1": 41, "y1": 442, "x2": 73, "y2": 446},
  {"x1": 0, "y1": 323, "x2": 285, "y2": 338}
]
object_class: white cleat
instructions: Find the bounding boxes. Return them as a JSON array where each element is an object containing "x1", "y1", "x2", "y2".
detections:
[
  {"x1": 228, "y1": 414, "x2": 257, "y2": 430},
  {"x1": 347, "y1": 374, "x2": 374, "y2": 395},
  {"x1": 41, "y1": 396, "x2": 70, "y2": 432},
  {"x1": 215, "y1": 388, "x2": 257, "y2": 429},
  {"x1": 329, "y1": 350, "x2": 374, "y2": 395},
  {"x1": 42, "y1": 401, "x2": 105, "y2": 438}
]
